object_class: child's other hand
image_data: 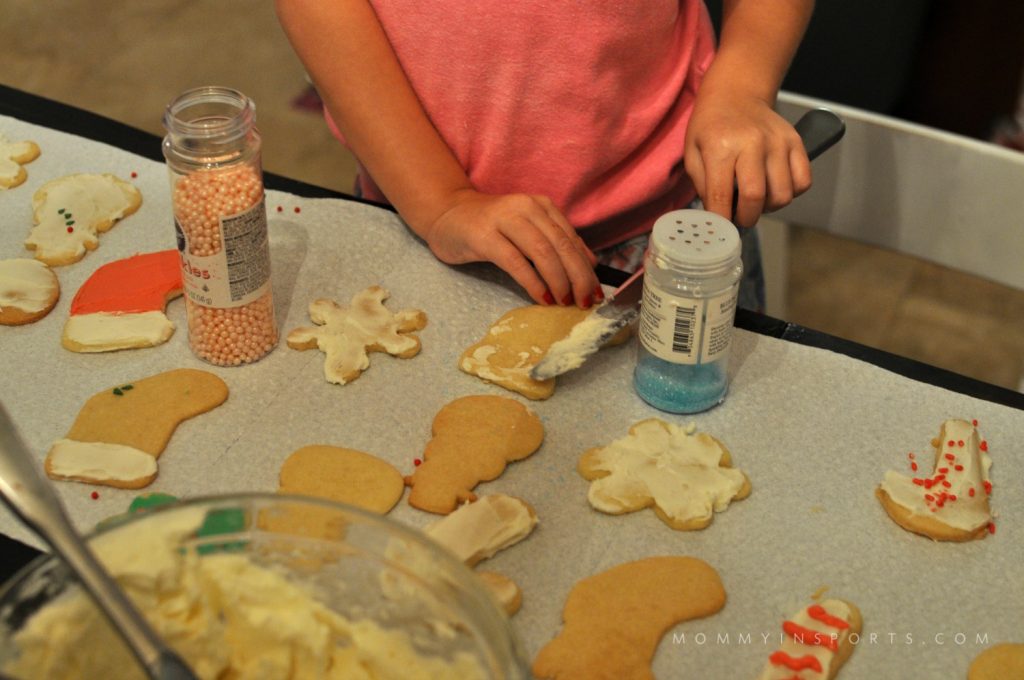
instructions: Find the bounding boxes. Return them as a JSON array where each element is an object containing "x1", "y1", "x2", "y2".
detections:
[
  {"x1": 684, "y1": 91, "x2": 811, "y2": 228},
  {"x1": 422, "y1": 189, "x2": 601, "y2": 308}
]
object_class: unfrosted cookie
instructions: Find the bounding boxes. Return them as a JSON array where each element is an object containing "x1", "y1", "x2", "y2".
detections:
[
  {"x1": 0, "y1": 133, "x2": 40, "y2": 189},
  {"x1": 26, "y1": 173, "x2": 142, "y2": 266},
  {"x1": 578, "y1": 418, "x2": 750, "y2": 531},
  {"x1": 759, "y1": 599, "x2": 862, "y2": 680},
  {"x1": 533, "y1": 556, "x2": 726, "y2": 680},
  {"x1": 287, "y1": 285, "x2": 427, "y2": 385},
  {"x1": 279, "y1": 444, "x2": 405, "y2": 514},
  {"x1": 0, "y1": 258, "x2": 60, "y2": 325},
  {"x1": 477, "y1": 571, "x2": 523, "y2": 616},
  {"x1": 459, "y1": 304, "x2": 630, "y2": 400},
  {"x1": 44, "y1": 368, "x2": 228, "y2": 488},
  {"x1": 62, "y1": 250, "x2": 183, "y2": 352},
  {"x1": 969, "y1": 643, "x2": 1024, "y2": 680},
  {"x1": 406, "y1": 395, "x2": 544, "y2": 514},
  {"x1": 876, "y1": 419, "x2": 994, "y2": 541}
]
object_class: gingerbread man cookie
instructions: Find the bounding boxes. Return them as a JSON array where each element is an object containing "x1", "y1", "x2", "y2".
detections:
[
  {"x1": 26, "y1": 173, "x2": 142, "y2": 266},
  {"x1": 406, "y1": 395, "x2": 544, "y2": 514},
  {"x1": 0, "y1": 132, "x2": 40, "y2": 189},
  {"x1": 459, "y1": 304, "x2": 630, "y2": 400},
  {"x1": 287, "y1": 285, "x2": 427, "y2": 385},
  {"x1": 44, "y1": 369, "x2": 228, "y2": 488},
  {"x1": 876, "y1": 419, "x2": 994, "y2": 541},
  {"x1": 533, "y1": 556, "x2": 726, "y2": 680},
  {"x1": 578, "y1": 418, "x2": 750, "y2": 530},
  {"x1": 759, "y1": 599, "x2": 863, "y2": 679}
]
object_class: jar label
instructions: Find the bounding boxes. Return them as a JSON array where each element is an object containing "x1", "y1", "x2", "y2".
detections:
[
  {"x1": 638, "y1": 280, "x2": 739, "y2": 364},
  {"x1": 177, "y1": 201, "x2": 271, "y2": 308}
]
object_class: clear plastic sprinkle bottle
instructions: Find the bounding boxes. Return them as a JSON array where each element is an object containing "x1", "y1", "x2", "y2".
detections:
[
  {"x1": 633, "y1": 209, "x2": 742, "y2": 413},
  {"x1": 162, "y1": 86, "x2": 278, "y2": 366}
]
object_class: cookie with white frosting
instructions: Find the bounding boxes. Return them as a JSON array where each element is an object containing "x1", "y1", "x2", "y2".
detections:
[{"x1": 0, "y1": 258, "x2": 59, "y2": 325}]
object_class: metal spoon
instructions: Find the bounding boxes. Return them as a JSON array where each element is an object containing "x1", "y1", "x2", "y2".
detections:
[{"x1": 0, "y1": 403, "x2": 197, "y2": 680}]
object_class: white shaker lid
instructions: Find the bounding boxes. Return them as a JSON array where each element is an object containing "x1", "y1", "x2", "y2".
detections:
[{"x1": 650, "y1": 209, "x2": 741, "y2": 270}]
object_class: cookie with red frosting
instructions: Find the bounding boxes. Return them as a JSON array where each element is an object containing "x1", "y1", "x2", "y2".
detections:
[{"x1": 62, "y1": 250, "x2": 183, "y2": 352}]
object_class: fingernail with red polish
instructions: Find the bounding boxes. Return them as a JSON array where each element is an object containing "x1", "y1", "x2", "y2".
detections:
[
  {"x1": 561, "y1": 293, "x2": 573, "y2": 306},
  {"x1": 593, "y1": 286, "x2": 605, "y2": 301},
  {"x1": 542, "y1": 290, "x2": 555, "y2": 305},
  {"x1": 582, "y1": 295, "x2": 593, "y2": 309}
]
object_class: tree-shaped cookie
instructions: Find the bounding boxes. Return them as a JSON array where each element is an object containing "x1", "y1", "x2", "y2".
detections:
[
  {"x1": 287, "y1": 285, "x2": 427, "y2": 385},
  {"x1": 579, "y1": 418, "x2": 750, "y2": 530},
  {"x1": 26, "y1": 173, "x2": 142, "y2": 266},
  {"x1": 0, "y1": 133, "x2": 40, "y2": 189},
  {"x1": 406, "y1": 395, "x2": 544, "y2": 514}
]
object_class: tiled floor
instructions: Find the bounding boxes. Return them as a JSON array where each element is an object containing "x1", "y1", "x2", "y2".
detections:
[{"x1": 4, "y1": 0, "x2": 1022, "y2": 390}]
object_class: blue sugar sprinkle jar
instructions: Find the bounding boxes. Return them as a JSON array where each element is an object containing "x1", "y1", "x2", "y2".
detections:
[{"x1": 633, "y1": 209, "x2": 742, "y2": 413}]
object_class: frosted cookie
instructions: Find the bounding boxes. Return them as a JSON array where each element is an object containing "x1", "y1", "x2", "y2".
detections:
[
  {"x1": 759, "y1": 599, "x2": 862, "y2": 679},
  {"x1": 0, "y1": 258, "x2": 60, "y2": 325},
  {"x1": 533, "y1": 556, "x2": 726, "y2": 680},
  {"x1": 62, "y1": 250, "x2": 183, "y2": 352},
  {"x1": 477, "y1": 571, "x2": 523, "y2": 616},
  {"x1": 287, "y1": 285, "x2": 427, "y2": 385},
  {"x1": 459, "y1": 304, "x2": 631, "y2": 400},
  {"x1": 279, "y1": 445, "x2": 405, "y2": 514},
  {"x1": 876, "y1": 419, "x2": 994, "y2": 541},
  {"x1": 26, "y1": 173, "x2": 142, "y2": 266},
  {"x1": 578, "y1": 418, "x2": 750, "y2": 531},
  {"x1": 425, "y1": 494, "x2": 537, "y2": 616},
  {"x1": 0, "y1": 132, "x2": 40, "y2": 189},
  {"x1": 424, "y1": 494, "x2": 537, "y2": 566},
  {"x1": 406, "y1": 395, "x2": 544, "y2": 514},
  {"x1": 969, "y1": 643, "x2": 1024, "y2": 680},
  {"x1": 44, "y1": 369, "x2": 228, "y2": 488}
]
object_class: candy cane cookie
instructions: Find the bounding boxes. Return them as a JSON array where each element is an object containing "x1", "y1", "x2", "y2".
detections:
[
  {"x1": 876, "y1": 419, "x2": 994, "y2": 541},
  {"x1": 759, "y1": 599, "x2": 862, "y2": 679}
]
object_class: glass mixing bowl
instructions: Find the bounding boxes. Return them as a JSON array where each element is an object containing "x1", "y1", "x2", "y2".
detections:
[{"x1": 0, "y1": 493, "x2": 528, "y2": 679}]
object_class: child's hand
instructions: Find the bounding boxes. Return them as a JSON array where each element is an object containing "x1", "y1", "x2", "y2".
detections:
[
  {"x1": 422, "y1": 188, "x2": 601, "y2": 308},
  {"x1": 684, "y1": 91, "x2": 811, "y2": 228}
]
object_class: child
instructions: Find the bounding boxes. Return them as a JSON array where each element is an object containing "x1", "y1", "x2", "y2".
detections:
[{"x1": 276, "y1": 0, "x2": 814, "y2": 310}]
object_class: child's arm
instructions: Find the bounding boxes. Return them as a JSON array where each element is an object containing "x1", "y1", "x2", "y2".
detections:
[
  {"x1": 684, "y1": 0, "x2": 816, "y2": 228},
  {"x1": 275, "y1": 0, "x2": 600, "y2": 307}
]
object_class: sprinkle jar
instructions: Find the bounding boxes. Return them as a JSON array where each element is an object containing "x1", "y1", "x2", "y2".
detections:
[
  {"x1": 162, "y1": 87, "x2": 278, "y2": 366},
  {"x1": 633, "y1": 209, "x2": 742, "y2": 413}
]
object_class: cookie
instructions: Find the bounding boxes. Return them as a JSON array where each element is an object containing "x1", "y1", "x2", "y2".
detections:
[
  {"x1": 406, "y1": 395, "x2": 544, "y2": 514},
  {"x1": 876, "y1": 419, "x2": 994, "y2": 541},
  {"x1": 969, "y1": 643, "x2": 1024, "y2": 680},
  {"x1": 0, "y1": 133, "x2": 40, "y2": 189},
  {"x1": 26, "y1": 173, "x2": 142, "y2": 266},
  {"x1": 578, "y1": 418, "x2": 750, "y2": 531},
  {"x1": 459, "y1": 304, "x2": 631, "y2": 400},
  {"x1": 424, "y1": 494, "x2": 537, "y2": 566},
  {"x1": 533, "y1": 556, "x2": 726, "y2": 680},
  {"x1": 287, "y1": 285, "x2": 427, "y2": 385},
  {"x1": 759, "y1": 599, "x2": 863, "y2": 680},
  {"x1": 44, "y1": 368, "x2": 228, "y2": 488},
  {"x1": 424, "y1": 494, "x2": 537, "y2": 616},
  {"x1": 278, "y1": 444, "x2": 405, "y2": 514},
  {"x1": 62, "y1": 250, "x2": 183, "y2": 352},
  {"x1": 477, "y1": 571, "x2": 523, "y2": 616},
  {"x1": 0, "y1": 258, "x2": 60, "y2": 325}
]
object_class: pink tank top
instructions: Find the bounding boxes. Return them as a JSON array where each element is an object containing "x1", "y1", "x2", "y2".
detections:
[{"x1": 332, "y1": 1, "x2": 716, "y2": 250}]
